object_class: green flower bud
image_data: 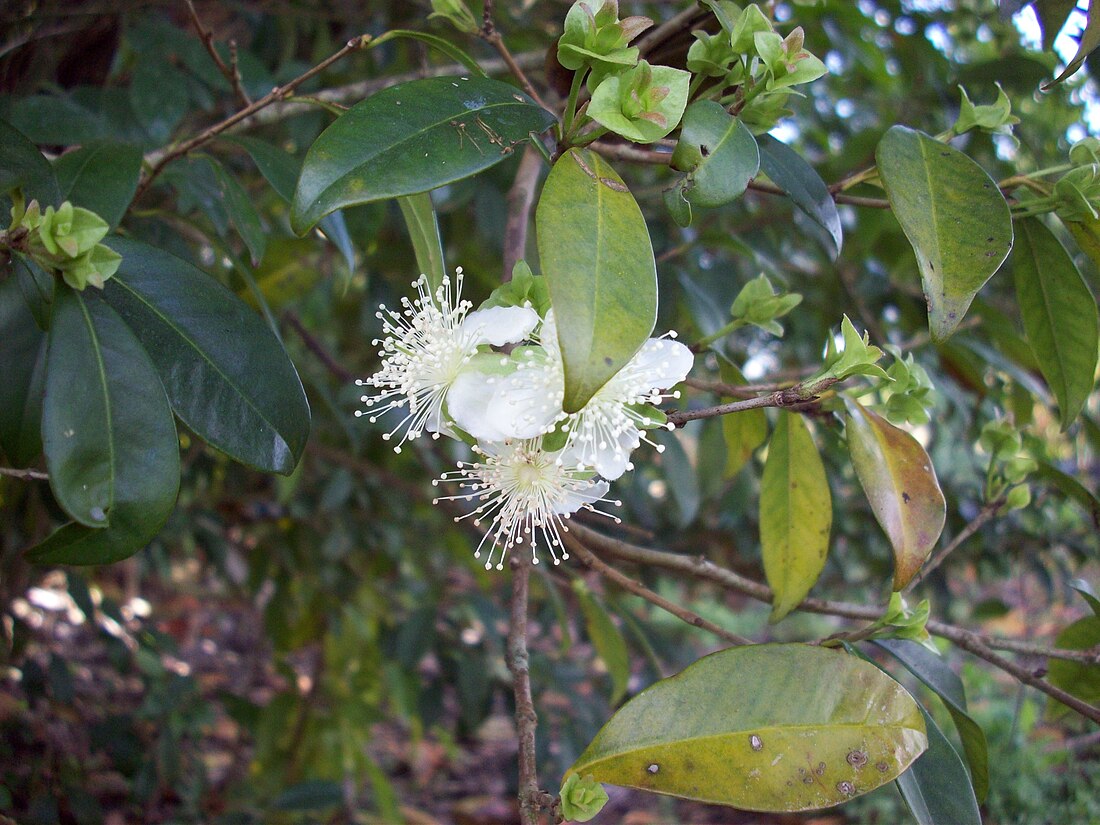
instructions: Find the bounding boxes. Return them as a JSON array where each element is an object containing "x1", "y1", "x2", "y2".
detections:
[
  {"x1": 557, "y1": 0, "x2": 653, "y2": 86},
  {"x1": 428, "y1": 0, "x2": 480, "y2": 34},
  {"x1": 729, "y1": 273, "x2": 803, "y2": 336},
  {"x1": 588, "y1": 60, "x2": 689, "y2": 143},
  {"x1": 559, "y1": 773, "x2": 609, "y2": 823},
  {"x1": 59, "y1": 243, "x2": 122, "y2": 291},
  {"x1": 954, "y1": 84, "x2": 1019, "y2": 135}
]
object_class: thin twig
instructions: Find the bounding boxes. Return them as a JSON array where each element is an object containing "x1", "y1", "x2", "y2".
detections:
[
  {"x1": 0, "y1": 467, "x2": 48, "y2": 481},
  {"x1": 502, "y1": 145, "x2": 544, "y2": 282},
  {"x1": 635, "y1": 5, "x2": 707, "y2": 57},
  {"x1": 570, "y1": 523, "x2": 1100, "y2": 721},
  {"x1": 906, "y1": 498, "x2": 1005, "y2": 592},
  {"x1": 588, "y1": 143, "x2": 891, "y2": 207},
  {"x1": 284, "y1": 311, "x2": 354, "y2": 383},
  {"x1": 683, "y1": 375, "x2": 801, "y2": 397},
  {"x1": 479, "y1": 0, "x2": 551, "y2": 111},
  {"x1": 508, "y1": 551, "x2": 542, "y2": 825},
  {"x1": 134, "y1": 34, "x2": 372, "y2": 202},
  {"x1": 667, "y1": 380, "x2": 835, "y2": 426},
  {"x1": 184, "y1": 0, "x2": 251, "y2": 106},
  {"x1": 566, "y1": 533, "x2": 753, "y2": 646}
]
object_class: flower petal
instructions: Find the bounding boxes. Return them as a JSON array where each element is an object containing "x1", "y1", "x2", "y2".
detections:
[
  {"x1": 554, "y1": 478, "x2": 611, "y2": 515},
  {"x1": 446, "y1": 368, "x2": 515, "y2": 442},
  {"x1": 589, "y1": 428, "x2": 641, "y2": 480},
  {"x1": 618, "y1": 337, "x2": 694, "y2": 395},
  {"x1": 462, "y1": 305, "x2": 539, "y2": 346}
]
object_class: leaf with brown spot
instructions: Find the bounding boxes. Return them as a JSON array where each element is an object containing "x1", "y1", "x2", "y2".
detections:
[
  {"x1": 566, "y1": 644, "x2": 926, "y2": 812},
  {"x1": 845, "y1": 399, "x2": 946, "y2": 590}
]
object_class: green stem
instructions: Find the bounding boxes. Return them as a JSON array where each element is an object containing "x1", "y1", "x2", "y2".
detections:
[
  {"x1": 687, "y1": 72, "x2": 709, "y2": 100},
  {"x1": 572, "y1": 124, "x2": 609, "y2": 146},
  {"x1": 561, "y1": 68, "x2": 587, "y2": 143},
  {"x1": 694, "y1": 318, "x2": 746, "y2": 349}
]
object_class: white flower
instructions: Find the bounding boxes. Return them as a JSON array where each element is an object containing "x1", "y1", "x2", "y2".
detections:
[
  {"x1": 432, "y1": 438, "x2": 620, "y2": 570},
  {"x1": 447, "y1": 310, "x2": 694, "y2": 479},
  {"x1": 355, "y1": 269, "x2": 538, "y2": 452}
]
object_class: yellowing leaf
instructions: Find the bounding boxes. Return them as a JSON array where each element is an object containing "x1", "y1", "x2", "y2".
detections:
[
  {"x1": 846, "y1": 400, "x2": 946, "y2": 590},
  {"x1": 567, "y1": 644, "x2": 926, "y2": 812},
  {"x1": 760, "y1": 412, "x2": 832, "y2": 622}
]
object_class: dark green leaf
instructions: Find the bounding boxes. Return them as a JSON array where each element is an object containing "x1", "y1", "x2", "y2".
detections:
[
  {"x1": 536, "y1": 149, "x2": 657, "y2": 411},
  {"x1": 896, "y1": 701, "x2": 982, "y2": 825},
  {"x1": 1034, "y1": 0, "x2": 1078, "y2": 51},
  {"x1": 1011, "y1": 217, "x2": 1099, "y2": 429},
  {"x1": 14, "y1": 252, "x2": 54, "y2": 330},
  {"x1": 758, "y1": 134, "x2": 842, "y2": 259},
  {"x1": 227, "y1": 136, "x2": 356, "y2": 272},
  {"x1": 568, "y1": 644, "x2": 926, "y2": 812},
  {"x1": 42, "y1": 288, "x2": 117, "y2": 526},
  {"x1": 54, "y1": 142, "x2": 142, "y2": 229},
  {"x1": 0, "y1": 276, "x2": 46, "y2": 466},
  {"x1": 1046, "y1": 616, "x2": 1100, "y2": 710},
  {"x1": 760, "y1": 412, "x2": 832, "y2": 622},
  {"x1": 0, "y1": 118, "x2": 61, "y2": 206},
  {"x1": 6, "y1": 96, "x2": 108, "y2": 147},
  {"x1": 29, "y1": 289, "x2": 179, "y2": 565},
  {"x1": 670, "y1": 101, "x2": 759, "y2": 209},
  {"x1": 101, "y1": 238, "x2": 310, "y2": 474},
  {"x1": 129, "y1": 58, "x2": 190, "y2": 142},
  {"x1": 656, "y1": 427, "x2": 700, "y2": 527},
  {"x1": 846, "y1": 400, "x2": 945, "y2": 590},
  {"x1": 291, "y1": 77, "x2": 555, "y2": 232},
  {"x1": 397, "y1": 193, "x2": 447, "y2": 291},
  {"x1": 876, "y1": 126, "x2": 1012, "y2": 340},
  {"x1": 1043, "y1": 3, "x2": 1100, "y2": 87},
  {"x1": 369, "y1": 29, "x2": 487, "y2": 77},
  {"x1": 875, "y1": 639, "x2": 989, "y2": 801},
  {"x1": 1034, "y1": 461, "x2": 1100, "y2": 530},
  {"x1": 208, "y1": 158, "x2": 267, "y2": 265}
]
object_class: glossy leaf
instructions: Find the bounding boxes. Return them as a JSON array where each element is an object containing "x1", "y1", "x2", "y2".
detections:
[
  {"x1": 291, "y1": 77, "x2": 555, "y2": 233},
  {"x1": 1011, "y1": 217, "x2": 1098, "y2": 429},
  {"x1": 101, "y1": 238, "x2": 310, "y2": 474},
  {"x1": 1070, "y1": 579, "x2": 1100, "y2": 617},
  {"x1": 0, "y1": 277, "x2": 46, "y2": 466},
  {"x1": 369, "y1": 29, "x2": 487, "y2": 77},
  {"x1": 208, "y1": 157, "x2": 267, "y2": 265},
  {"x1": 846, "y1": 400, "x2": 945, "y2": 590},
  {"x1": 1046, "y1": 616, "x2": 1100, "y2": 710},
  {"x1": 536, "y1": 149, "x2": 657, "y2": 411},
  {"x1": 576, "y1": 586, "x2": 630, "y2": 705},
  {"x1": 1044, "y1": 3, "x2": 1100, "y2": 87},
  {"x1": 568, "y1": 644, "x2": 926, "y2": 812},
  {"x1": 397, "y1": 193, "x2": 447, "y2": 291},
  {"x1": 227, "y1": 136, "x2": 356, "y2": 273},
  {"x1": 30, "y1": 289, "x2": 179, "y2": 564},
  {"x1": 718, "y1": 360, "x2": 766, "y2": 476},
  {"x1": 42, "y1": 288, "x2": 116, "y2": 526},
  {"x1": 875, "y1": 639, "x2": 989, "y2": 801},
  {"x1": 761, "y1": 412, "x2": 831, "y2": 622},
  {"x1": 670, "y1": 101, "x2": 759, "y2": 211},
  {"x1": 0, "y1": 118, "x2": 61, "y2": 206},
  {"x1": 896, "y1": 702, "x2": 982, "y2": 825},
  {"x1": 876, "y1": 126, "x2": 1012, "y2": 340},
  {"x1": 53, "y1": 142, "x2": 142, "y2": 229},
  {"x1": 758, "y1": 134, "x2": 842, "y2": 259}
]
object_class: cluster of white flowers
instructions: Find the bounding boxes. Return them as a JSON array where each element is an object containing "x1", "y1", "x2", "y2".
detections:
[{"x1": 356, "y1": 268, "x2": 693, "y2": 570}]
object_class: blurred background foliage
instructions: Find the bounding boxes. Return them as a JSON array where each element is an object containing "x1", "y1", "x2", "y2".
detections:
[{"x1": 0, "y1": 0, "x2": 1097, "y2": 822}]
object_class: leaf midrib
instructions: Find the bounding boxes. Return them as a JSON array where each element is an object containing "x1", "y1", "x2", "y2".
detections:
[
  {"x1": 111, "y1": 276, "x2": 287, "y2": 452},
  {"x1": 310, "y1": 97, "x2": 535, "y2": 212}
]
